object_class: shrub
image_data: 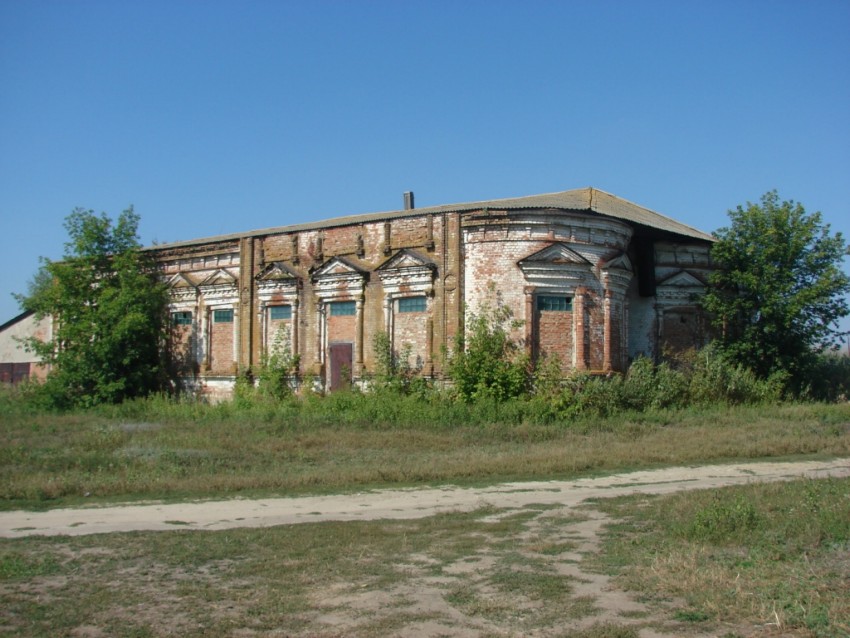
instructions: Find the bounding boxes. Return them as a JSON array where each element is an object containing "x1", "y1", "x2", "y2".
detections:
[
  {"x1": 227, "y1": 327, "x2": 300, "y2": 409},
  {"x1": 685, "y1": 345, "x2": 785, "y2": 405},
  {"x1": 256, "y1": 327, "x2": 300, "y2": 401},
  {"x1": 796, "y1": 352, "x2": 850, "y2": 402},
  {"x1": 686, "y1": 494, "x2": 761, "y2": 542},
  {"x1": 447, "y1": 286, "x2": 530, "y2": 402},
  {"x1": 618, "y1": 357, "x2": 688, "y2": 411},
  {"x1": 371, "y1": 331, "x2": 429, "y2": 396}
]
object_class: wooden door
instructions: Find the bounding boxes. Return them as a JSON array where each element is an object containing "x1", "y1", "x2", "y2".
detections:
[{"x1": 328, "y1": 342, "x2": 353, "y2": 392}]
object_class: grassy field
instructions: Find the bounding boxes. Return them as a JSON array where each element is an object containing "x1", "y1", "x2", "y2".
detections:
[
  {"x1": 1, "y1": 396, "x2": 849, "y2": 636},
  {"x1": 1, "y1": 399, "x2": 849, "y2": 510}
]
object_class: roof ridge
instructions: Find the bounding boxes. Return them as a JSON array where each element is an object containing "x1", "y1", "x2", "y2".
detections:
[{"x1": 148, "y1": 186, "x2": 713, "y2": 250}]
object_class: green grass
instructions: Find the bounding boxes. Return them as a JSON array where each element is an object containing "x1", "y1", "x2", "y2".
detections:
[
  {"x1": 1, "y1": 398, "x2": 848, "y2": 510},
  {"x1": 588, "y1": 477, "x2": 850, "y2": 637}
]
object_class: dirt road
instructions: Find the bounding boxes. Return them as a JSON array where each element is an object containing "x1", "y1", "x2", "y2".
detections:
[{"x1": 2, "y1": 458, "x2": 847, "y2": 538}]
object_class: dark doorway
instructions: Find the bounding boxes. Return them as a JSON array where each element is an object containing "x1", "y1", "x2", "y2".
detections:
[{"x1": 328, "y1": 342, "x2": 353, "y2": 392}]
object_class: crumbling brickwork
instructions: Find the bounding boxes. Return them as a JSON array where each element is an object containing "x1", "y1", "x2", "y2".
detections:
[{"x1": 148, "y1": 188, "x2": 714, "y2": 395}]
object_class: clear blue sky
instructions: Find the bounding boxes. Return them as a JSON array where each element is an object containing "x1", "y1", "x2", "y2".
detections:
[{"x1": 2, "y1": 0, "x2": 849, "y2": 340}]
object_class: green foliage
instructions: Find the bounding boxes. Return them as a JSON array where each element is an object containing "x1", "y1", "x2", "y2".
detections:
[
  {"x1": 680, "y1": 345, "x2": 786, "y2": 405},
  {"x1": 257, "y1": 326, "x2": 300, "y2": 400},
  {"x1": 17, "y1": 208, "x2": 171, "y2": 408},
  {"x1": 703, "y1": 191, "x2": 850, "y2": 386},
  {"x1": 371, "y1": 331, "x2": 427, "y2": 395},
  {"x1": 795, "y1": 352, "x2": 850, "y2": 402},
  {"x1": 686, "y1": 494, "x2": 760, "y2": 542},
  {"x1": 447, "y1": 286, "x2": 530, "y2": 401},
  {"x1": 529, "y1": 347, "x2": 782, "y2": 420}
]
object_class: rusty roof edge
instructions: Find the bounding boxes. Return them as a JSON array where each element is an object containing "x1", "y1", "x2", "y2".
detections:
[{"x1": 145, "y1": 187, "x2": 714, "y2": 251}]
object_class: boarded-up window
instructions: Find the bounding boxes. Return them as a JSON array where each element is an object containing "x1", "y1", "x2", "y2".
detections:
[{"x1": 535, "y1": 295, "x2": 574, "y2": 364}]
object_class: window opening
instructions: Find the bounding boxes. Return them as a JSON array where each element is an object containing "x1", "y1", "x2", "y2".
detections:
[
  {"x1": 213, "y1": 309, "x2": 234, "y2": 323},
  {"x1": 329, "y1": 301, "x2": 356, "y2": 316},
  {"x1": 172, "y1": 311, "x2": 192, "y2": 326},
  {"x1": 269, "y1": 305, "x2": 291, "y2": 320},
  {"x1": 536, "y1": 295, "x2": 572, "y2": 312},
  {"x1": 397, "y1": 296, "x2": 426, "y2": 313}
]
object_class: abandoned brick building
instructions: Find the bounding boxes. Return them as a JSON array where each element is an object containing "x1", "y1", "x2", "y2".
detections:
[{"x1": 153, "y1": 187, "x2": 714, "y2": 397}]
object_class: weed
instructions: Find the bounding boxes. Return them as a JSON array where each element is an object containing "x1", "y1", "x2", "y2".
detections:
[
  {"x1": 0, "y1": 552, "x2": 60, "y2": 580},
  {"x1": 686, "y1": 494, "x2": 760, "y2": 542}
]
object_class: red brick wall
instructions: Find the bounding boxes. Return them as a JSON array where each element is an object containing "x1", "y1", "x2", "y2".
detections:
[
  {"x1": 328, "y1": 314, "x2": 356, "y2": 345},
  {"x1": 588, "y1": 297, "x2": 605, "y2": 371},
  {"x1": 537, "y1": 309, "x2": 573, "y2": 363},
  {"x1": 393, "y1": 308, "x2": 428, "y2": 369},
  {"x1": 209, "y1": 317, "x2": 234, "y2": 374}
]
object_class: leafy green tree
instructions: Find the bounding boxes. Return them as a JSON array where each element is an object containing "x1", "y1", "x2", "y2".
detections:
[
  {"x1": 703, "y1": 191, "x2": 850, "y2": 384},
  {"x1": 17, "y1": 207, "x2": 170, "y2": 408}
]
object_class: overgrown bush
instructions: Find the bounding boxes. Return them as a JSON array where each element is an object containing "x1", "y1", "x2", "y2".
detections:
[
  {"x1": 795, "y1": 352, "x2": 850, "y2": 402},
  {"x1": 257, "y1": 327, "x2": 300, "y2": 400},
  {"x1": 683, "y1": 344, "x2": 785, "y2": 405},
  {"x1": 447, "y1": 287, "x2": 530, "y2": 402},
  {"x1": 233, "y1": 327, "x2": 301, "y2": 406},
  {"x1": 371, "y1": 331, "x2": 429, "y2": 396}
]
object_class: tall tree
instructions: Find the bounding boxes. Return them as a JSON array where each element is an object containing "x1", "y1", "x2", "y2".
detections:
[
  {"x1": 18, "y1": 207, "x2": 170, "y2": 408},
  {"x1": 703, "y1": 191, "x2": 850, "y2": 383}
]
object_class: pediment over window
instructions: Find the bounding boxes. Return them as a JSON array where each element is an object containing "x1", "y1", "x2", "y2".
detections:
[
  {"x1": 256, "y1": 261, "x2": 299, "y2": 282},
  {"x1": 518, "y1": 243, "x2": 593, "y2": 288},
  {"x1": 199, "y1": 269, "x2": 237, "y2": 287},
  {"x1": 656, "y1": 270, "x2": 707, "y2": 305},
  {"x1": 310, "y1": 256, "x2": 366, "y2": 279},
  {"x1": 657, "y1": 270, "x2": 705, "y2": 288},
  {"x1": 377, "y1": 249, "x2": 436, "y2": 296},
  {"x1": 166, "y1": 273, "x2": 198, "y2": 289},
  {"x1": 518, "y1": 243, "x2": 591, "y2": 267},
  {"x1": 376, "y1": 249, "x2": 436, "y2": 273},
  {"x1": 198, "y1": 269, "x2": 239, "y2": 304},
  {"x1": 256, "y1": 261, "x2": 300, "y2": 301},
  {"x1": 166, "y1": 272, "x2": 199, "y2": 304},
  {"x1": 599, "y1": 252, "x2": 633, "y2": 272},
  {"x1": 311, "y1": 256, "x2": 367, "y2": 302}
]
